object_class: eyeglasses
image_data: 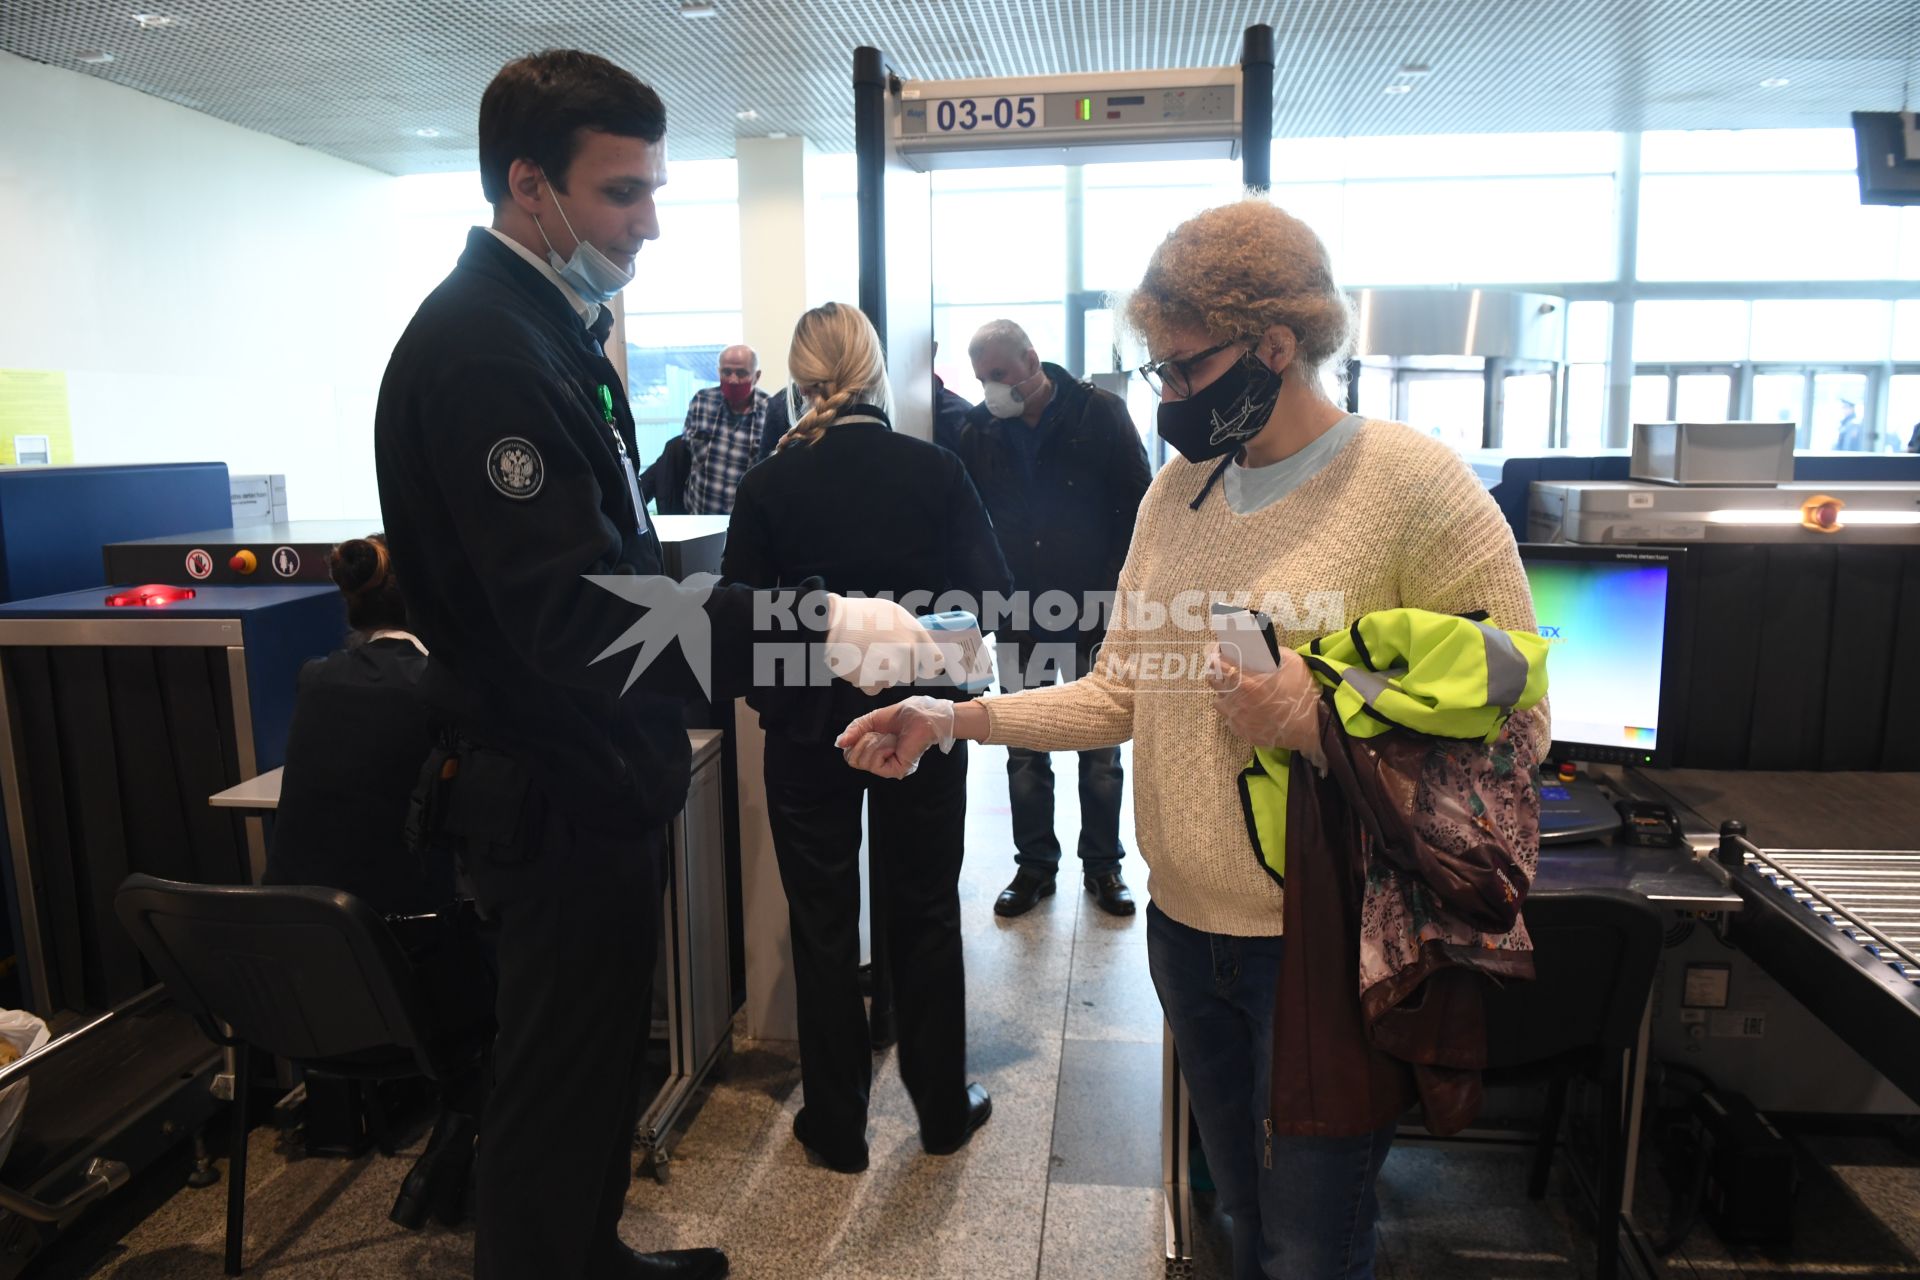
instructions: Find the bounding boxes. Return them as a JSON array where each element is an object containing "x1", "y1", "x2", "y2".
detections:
[{"x1": 1136, "y1": 341, "x2": 1237, "y2": 398}]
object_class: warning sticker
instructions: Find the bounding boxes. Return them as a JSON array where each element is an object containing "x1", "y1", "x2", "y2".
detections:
[{"x1": 1709, "y1": 1011, "x2": 1767, "y2": 1039}]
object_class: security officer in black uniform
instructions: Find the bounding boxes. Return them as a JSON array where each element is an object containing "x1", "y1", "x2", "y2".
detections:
[{"x1": 374, "y1": 51, "x2": 934, "y2": 1280}]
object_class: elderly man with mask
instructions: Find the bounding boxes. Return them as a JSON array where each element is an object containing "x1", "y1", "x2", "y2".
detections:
[
  {"x1": 682, "y1": 343, "x2": 768, "y2": 513},
  {"x1": 955, "y1": 319, "x2": 1151, "y2": 918}
]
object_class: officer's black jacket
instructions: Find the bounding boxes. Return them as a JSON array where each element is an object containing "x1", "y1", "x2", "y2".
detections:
[
  {"x1": 953, "y1": 363, "x2": 1151, "y2": 640},
  {"x1": 375, "y1": 228, "x2": 817, "y2": 831},
  {"x1": 722, "y1": 410, "x2": 1012, "y2": 745},
  {"x1": 265, "y1": 638, "x2": 448, "y2": 914}
]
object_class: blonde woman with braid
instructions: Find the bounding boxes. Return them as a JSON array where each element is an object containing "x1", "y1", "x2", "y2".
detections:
[{"x1": 721, "y1": 302, "x2": 1012, "y2": 1172}]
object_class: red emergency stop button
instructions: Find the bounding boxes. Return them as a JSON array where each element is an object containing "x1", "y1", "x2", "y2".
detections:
[
  {"x1": 230, "y1": 550, "x2": 258, "y2": 574},
  {"x1": 1799, "y1": 494, "x2": 1844, "y2": 533}
]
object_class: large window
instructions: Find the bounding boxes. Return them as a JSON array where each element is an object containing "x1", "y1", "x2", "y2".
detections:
[
  {"x1": 622, "y1": 160, "x2": 743, "y2": 463},
  {"x1": 929, "y1": 167, "x2": 1068, "y2": 402},
  {"x1": 1271, "y1": 132, "x2": 1620, "y2": 286},
  {"x1": 403, "y1": 126, "x2": 1920, "y2": 467},
  {"x1": 1637, "y1": 131, "x2": 1920, "y2": 283},
  {"x1": 1083, "y1": 159, "x2": 1242, "y2": 288},
  {"x1": 1626, "y1": 296, "x2": 1914, "y2": 450}
]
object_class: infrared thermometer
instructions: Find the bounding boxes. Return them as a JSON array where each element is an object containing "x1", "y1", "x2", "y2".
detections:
[{"x1": 918, "y1": 610, "x2": 994, "y2": 694}]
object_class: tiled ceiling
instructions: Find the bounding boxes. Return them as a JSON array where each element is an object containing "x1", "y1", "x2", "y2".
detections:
[{"x1": 3, "y1": 0, "x2": 1916, "y2": 174}]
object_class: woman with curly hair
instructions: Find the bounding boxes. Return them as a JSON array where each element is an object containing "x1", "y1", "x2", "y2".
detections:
[{"x1": 838, "y1": 200, "x2": 1543, "y2": 1278}]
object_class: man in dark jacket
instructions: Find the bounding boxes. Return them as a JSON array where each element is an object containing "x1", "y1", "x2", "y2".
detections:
[
  {"x1": 375, "y1": 50, "x2": 935, "y2": 1280},
  {"x1": 956, "y1": 319, "x2": 1151, "y2": 919},
  {"x1": 932, "y1": 340, "x2": 970, "y2": 453}
]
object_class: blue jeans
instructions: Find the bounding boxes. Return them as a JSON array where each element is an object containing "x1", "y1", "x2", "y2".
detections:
[
  {"x1": 1002, "y1": 634, "x2": 1125, "y2": 877},
  {"x1": 1146, "y1": 903, "x2": 1395, "y2": 1280},
  {"x1": 1006, "y1": 745, "x2": 1124, "y2": 876}
]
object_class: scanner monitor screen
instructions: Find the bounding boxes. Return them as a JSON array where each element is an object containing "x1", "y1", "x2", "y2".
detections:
[{"x1": 1519, "y1": 545, "x2": 1681, "y2": 765}]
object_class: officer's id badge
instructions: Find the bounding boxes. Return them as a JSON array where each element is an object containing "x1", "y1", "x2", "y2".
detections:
[{"x1": 487, "y1": 437, "x2": 543, "y2": 500}]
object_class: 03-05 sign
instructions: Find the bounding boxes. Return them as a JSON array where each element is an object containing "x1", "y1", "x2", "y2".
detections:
[{"x1": 932, "y1": 96, "x2": 1041, "y2": 134}]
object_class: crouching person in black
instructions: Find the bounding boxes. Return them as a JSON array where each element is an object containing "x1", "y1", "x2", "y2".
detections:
[{"x1": 263, "y1": 534, "x2": 491, "y2": 1230}]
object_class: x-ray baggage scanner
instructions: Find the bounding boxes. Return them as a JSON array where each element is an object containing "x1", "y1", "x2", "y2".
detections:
[{"x1": 852, "y1": 26, "x2": 1276, "y2": 441}]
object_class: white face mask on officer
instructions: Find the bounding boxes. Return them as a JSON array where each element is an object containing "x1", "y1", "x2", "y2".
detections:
[
  {"x1": 534, "y1": 178, "x2": 635, "y2": 304},
  {"x1": 981, "y1": 365, "x2": 1044, "y2": 420}
]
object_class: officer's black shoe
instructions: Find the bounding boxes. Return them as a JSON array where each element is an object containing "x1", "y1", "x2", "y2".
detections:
[
  {"x1": 591, "y1": 1244, "x2": 729, "y2": 1279},
  {"x1": 921, "y1": 1090, "x2": 998, "y2": 1159},
  {"x1": 388, "y1": 1108, "x2": 478, "y2": 1231},
  {"x1": 868, "y1": 1005, "x2": 897, "y2": 1052},
  {"x1": 1085, "y1": 872, "x2": 1136, "y2": 917},
  {"x1": 922, "y1": 1083, "x2": 992, "y2": 1155},
  {"x1": 994, "y1": 869, "x2": 1055, "y2": 918},
  {"x1": 792, "y1": 1109, "x2": 869, "y2": 1174}
]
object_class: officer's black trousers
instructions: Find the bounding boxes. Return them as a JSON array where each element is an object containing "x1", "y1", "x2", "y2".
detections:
[
  {"x1": 464, "y1": 807, "x2": 661, "y2": 1280},
  {"x1": 763, "y1": 734, "x2": 971, "y2": 1152}
]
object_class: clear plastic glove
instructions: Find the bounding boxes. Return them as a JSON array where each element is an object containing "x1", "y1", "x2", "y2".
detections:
[
  {"x1": 824, "y1": 595, "x2": 945, "y2": 695},
  {"x1": 835, "y1": 695, "x2": 957, "y2": 779},
  {"x1": 1204, "y1": 641, "x2": 1327, "y2": 768}
]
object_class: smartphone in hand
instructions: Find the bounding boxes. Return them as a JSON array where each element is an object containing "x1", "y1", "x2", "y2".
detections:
[{"x1": 1209, "y1": 603, "x2": 1279, "y2": 674}]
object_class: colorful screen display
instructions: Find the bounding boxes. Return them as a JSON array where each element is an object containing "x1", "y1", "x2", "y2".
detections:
[{"x1": 1522, "y1": 557, "x2": 1670, "y2": 754}]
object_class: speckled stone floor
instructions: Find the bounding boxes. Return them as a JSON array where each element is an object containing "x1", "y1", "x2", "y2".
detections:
[{"x1": 43, "y1": 745, "x2": 1920, "y2": 1278}]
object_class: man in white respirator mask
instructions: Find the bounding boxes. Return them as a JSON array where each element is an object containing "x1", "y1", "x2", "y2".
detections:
[{"x1": 954, "y1": 319, "x2": 1151, "y2": 920}]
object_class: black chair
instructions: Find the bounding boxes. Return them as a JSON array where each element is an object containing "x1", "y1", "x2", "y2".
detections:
[
  {"x1": 1483, "y1": 888, "x2": 1665, "y2": 1280},
  {"x1": 114, "y1": 874, "x2": 488, "y2": 1276}
]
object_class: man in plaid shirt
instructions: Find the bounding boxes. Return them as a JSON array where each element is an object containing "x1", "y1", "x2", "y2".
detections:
[{"x1": 681, "y1": 343, "x2": 769, "y2": 513}]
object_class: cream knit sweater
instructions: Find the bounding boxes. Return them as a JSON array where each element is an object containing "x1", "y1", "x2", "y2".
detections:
[{"x1": 983, "y1": 418, "x2": 1542, "y2": 937}]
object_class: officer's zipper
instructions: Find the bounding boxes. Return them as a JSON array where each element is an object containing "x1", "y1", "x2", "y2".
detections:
[{"x1": 1264, "y1": 1118, "x2": 1273, "y2": 1169}]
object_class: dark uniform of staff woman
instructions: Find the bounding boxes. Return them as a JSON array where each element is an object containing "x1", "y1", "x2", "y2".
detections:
[
  {"x1": 722, "y1": 304, "x2": 1011, "y2": 1172},
  {"x1": 264, "y1": 534, "x2": 488, "y2": 1231},
  {"x1": 374, "y1": 51, "x2": 937, "y2": 1280}
]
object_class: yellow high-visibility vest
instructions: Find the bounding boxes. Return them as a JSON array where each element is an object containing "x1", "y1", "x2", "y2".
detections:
[{"x1": 1239, "y1": 609, "x2": 1549, "y2": 886}]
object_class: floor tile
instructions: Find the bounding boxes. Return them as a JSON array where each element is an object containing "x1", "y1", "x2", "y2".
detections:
[
  {"x1": 1038, "y1": 1182, "x2": 1164, "y2": 1280},
  {"x1": 1381, "y1": 1201, "x2": 1587, "y2": 1279},
  {"x1": 717, "y1": 1159, "x2": 1045, "y2": 1280},
  {"x1": 1063, "y1": 932, "x2": 1162, "y2": 1044},
  {"x1": 1048, "y1": 1038, "x2": 1162, "y2": 1190},
  {"x1": 1378, "y1": 1141, "x2": 1558, "y2": 1210}
]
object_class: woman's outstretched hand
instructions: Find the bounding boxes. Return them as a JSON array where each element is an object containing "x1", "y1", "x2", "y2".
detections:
[{"x1": 836, "y1": 695, "x2": 958, "y2": 779}]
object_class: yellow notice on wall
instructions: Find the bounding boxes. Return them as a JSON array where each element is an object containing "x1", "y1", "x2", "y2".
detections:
[{"x1": 0, "y1": 370, "x2": 75, "y2": 466}]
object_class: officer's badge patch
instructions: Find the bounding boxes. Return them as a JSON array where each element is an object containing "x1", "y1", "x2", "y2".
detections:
[{"x1": 487, "y1": 437, "x2": 543, "y2": 499}]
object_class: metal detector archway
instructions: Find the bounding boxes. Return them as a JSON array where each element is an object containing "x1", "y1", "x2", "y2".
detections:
[{"x1": 853, "y1": 27, "x2": 1276, "y2": 440}]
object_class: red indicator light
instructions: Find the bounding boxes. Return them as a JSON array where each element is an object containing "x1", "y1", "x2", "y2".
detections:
[{"x1": 106, "y1": 585, "x2": 198, "y2": 608}]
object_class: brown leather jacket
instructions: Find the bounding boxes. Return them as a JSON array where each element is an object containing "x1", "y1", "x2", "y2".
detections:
[{"x1": 1271, "y1": 710, "x2": 1543, "y2": 1138}]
